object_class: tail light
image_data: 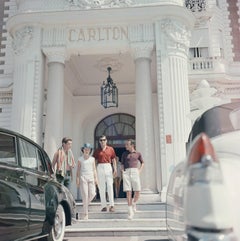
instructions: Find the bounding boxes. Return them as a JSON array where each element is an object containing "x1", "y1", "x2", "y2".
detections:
[{"x1": 187, "y1": 133, "x2": 223, "y2": 185}]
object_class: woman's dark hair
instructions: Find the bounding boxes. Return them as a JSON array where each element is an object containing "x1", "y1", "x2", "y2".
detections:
[{"x1": 62, "y1": 137, "x2": 72, "y2": 144}]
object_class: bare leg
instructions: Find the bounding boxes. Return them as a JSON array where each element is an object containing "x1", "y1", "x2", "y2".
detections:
[
  {"x1": 133, "y1": 191, "x2": 140, "y2": 203},
  {"x1": 126, "y1": 191, "x2": 132, "y2": 206}
]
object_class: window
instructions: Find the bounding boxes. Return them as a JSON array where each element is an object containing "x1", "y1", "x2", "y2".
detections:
[
  {"x1": 187, "y1": 102, "x2": 240, "y2": 144},
  {"x1": 0, "y1": 133, "x2": 17, "y2": 164},
  {"x1": 19, "y1": 138, "x2": 45, "y2": 172},
  {"x1": 94, "y1": 113, "x2": 135, "y2": 148},
  {"x1": 189, "y1": 47, "x2": 209, "y2": 58}
]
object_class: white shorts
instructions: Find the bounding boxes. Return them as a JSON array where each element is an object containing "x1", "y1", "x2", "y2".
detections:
[{"x1": 122, "y1": 168, "x2": 141, "y2": 191}]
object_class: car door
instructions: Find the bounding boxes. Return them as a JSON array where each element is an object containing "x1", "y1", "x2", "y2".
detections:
[
  {"x1": 0, "y1": 132, "x2": 30, "y2": 241},
  {"x1": 18, "y1": 137, "x2": 48, "y2": 236}
]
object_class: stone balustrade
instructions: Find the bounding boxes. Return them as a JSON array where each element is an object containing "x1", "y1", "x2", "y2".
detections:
[{"x1": 15, "y1": 0, "x2": 185, "y2": 13}]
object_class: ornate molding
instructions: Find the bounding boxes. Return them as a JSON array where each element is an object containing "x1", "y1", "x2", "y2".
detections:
[
  {"x1": 42, "y1": 28, "x2": 67, "y2": 47},
  {"x1": 185, "y1": 0, "x2": 206, "y2": 12},
  {"x1": 129, "y1": 23, "x2": 154, "y2": 60},
  {"x1": 66, "y1": 0, "x2": 133, "y2": 9},
  {"x1": 31, "y1": 59, "x2": 40, "y2": 142},
  {"x1": 129, "y1": 23, "x2": 154, "y2": 43},
  {"x1": 189, "y1": 79, "x2": 240, "y2": 98},
  {"x1": 12, "y1": 26, "x2": 33, "y2": 55},
  {"x1": 94, "y1": 57, "x2": 123, "y2": 73},
  {"x1": 159, "y1": 19, "x2": 191, "y2": 54}
]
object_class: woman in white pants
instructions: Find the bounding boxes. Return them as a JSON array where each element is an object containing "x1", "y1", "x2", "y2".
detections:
[{"x1": 76, "y1": 143, "x2": 98, "y2": 220}]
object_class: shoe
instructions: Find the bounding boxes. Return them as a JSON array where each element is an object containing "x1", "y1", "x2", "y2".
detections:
[
  {"x1": 128, "y1": 206, "x2": 134, "y2": 220},
  {"x1": 132, "y1": 202, "x2": 137, "y2": 213},
  {"x1": 101, "y1": 207, "x2": 107, "y2": 212},
  {"x1": 109, "y1": 206, "x2": 115, "y2": 212}
]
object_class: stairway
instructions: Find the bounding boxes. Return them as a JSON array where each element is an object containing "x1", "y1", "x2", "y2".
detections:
[{"x1": 65, "y1": 194, "x2": 167, "y2": 238}]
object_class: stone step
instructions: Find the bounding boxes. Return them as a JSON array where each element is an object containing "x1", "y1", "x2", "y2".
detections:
[
  {"x1": 76, "y1": 210, "x2": 165, "y2": 220},
  {"x1": 76, "y1": 200, "x2": 165, "y2": 212},
  {"x1": 65, "y1": 226, "x2": 166, "y2": 238},
  {"x1": 72, "y1": 218, "x2": 164, "y2": 228},
  {"x1": 65, "y1": 218, "x2": 167, "y2": 237},
  {"x1": 65, "y1": 194, "x2": 167, "y2": 237}
]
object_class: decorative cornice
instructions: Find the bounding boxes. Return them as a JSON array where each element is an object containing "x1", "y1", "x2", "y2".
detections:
[
  {"x1": 12, "y1": 26, "x2": 33, "y2": 55},
  {"x1": 158, "y1": 19, "x2": 191, "y2": 54},
  {"x1": 16, "y1": 0, "x2": 184, "y2": 13},
  {"x1": 189, "y1": 79, "x2": 240, "y2": 97},
  {"x1": 66, "y1": 0, "x2": 133, "y2": 9}
]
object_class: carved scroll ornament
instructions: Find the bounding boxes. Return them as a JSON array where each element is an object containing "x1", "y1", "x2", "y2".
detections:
[
  {"x1": 12, "y1": 26, "x2": 33, "y2": 55},
  {"x1": 161, "y1": 19, "x2": 191, "y2": 53}
]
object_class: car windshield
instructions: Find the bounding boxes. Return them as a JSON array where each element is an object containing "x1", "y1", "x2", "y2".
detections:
[{"x1": 188, "y1": 102, "x2": 240, "y2": 143}]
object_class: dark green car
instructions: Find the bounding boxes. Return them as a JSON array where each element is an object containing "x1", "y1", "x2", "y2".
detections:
[{"x1": 0, "y1": 128, "x2": 76, "y2": 241}]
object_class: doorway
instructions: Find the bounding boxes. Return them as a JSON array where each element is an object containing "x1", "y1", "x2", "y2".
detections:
[{"x1": 94, "y1": 113, "x2": 135, "y2": 198}]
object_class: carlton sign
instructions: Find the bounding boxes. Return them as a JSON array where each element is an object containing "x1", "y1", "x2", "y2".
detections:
[{"x1": 68, "y1": 26, "x2": 128, "y2": 42}]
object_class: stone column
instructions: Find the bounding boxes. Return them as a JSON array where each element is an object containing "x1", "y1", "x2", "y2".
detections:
[
  {"x1": 11, "y1": 26, "x2": 44, "y2": 145},
  {"x1": 131, "y1": 42, "x2": 157, "y2": 193},
  {"x1": 43, "y1": 49, "x2": 65, "y2": 159},
  {"x1": 155, "y1": 19, "x2": 193, "y2": 192}
]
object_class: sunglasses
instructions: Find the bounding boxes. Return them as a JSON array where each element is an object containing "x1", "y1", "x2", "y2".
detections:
[{"x1": 100, "y1": 139, "x2": 106, "y2": 142}]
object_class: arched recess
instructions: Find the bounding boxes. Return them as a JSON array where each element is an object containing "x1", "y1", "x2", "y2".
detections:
[{"x1": 94, "y1": 113, "x2": 135, "y2": 151}]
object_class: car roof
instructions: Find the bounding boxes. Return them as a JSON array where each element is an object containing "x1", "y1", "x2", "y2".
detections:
[
  {"x1": 188, "y1": 102, "x2": 240, "y2": 143},
  {"x1": 0, "y1": 127, "x2": 44, "y2": 152}
]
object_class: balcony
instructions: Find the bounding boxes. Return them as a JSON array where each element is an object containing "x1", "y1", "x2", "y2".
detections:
[{"x1": 189, "y1": 57, "x2": 226, "y2": 74}]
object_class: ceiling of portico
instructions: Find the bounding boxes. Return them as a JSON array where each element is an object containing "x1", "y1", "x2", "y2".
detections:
[{"x1": 64, "y1": 52, "x2": 157, "y2": 96}]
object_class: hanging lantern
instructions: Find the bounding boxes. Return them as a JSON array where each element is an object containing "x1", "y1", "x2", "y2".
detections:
[{"x1": 101, "y1": 67, "x2": 118, "y2": 108}]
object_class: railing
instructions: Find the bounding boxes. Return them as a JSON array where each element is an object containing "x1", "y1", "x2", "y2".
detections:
[
  {"x1": 189, "y1": 57, "x2": 213, "y2": 70},
  {"x1": 189, "y1": 57, "x2": 227, "y2": 73}
]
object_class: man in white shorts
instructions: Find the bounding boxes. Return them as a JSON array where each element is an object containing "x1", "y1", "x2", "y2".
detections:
[{"x1": 121, "y1": 139, "x2": 144, "y2": 220}]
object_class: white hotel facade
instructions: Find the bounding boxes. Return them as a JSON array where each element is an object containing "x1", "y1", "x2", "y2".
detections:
[{"x1": 0, "y1": 0, "x2": 240, "y2": 199}]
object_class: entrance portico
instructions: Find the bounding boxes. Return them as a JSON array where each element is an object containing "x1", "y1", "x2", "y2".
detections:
[{"x1": 7, "y1": 1, "x2": 195, "y2": 198}]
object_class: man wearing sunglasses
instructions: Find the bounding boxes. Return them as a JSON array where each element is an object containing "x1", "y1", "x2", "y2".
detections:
[{"x1": 93, "y1": 135, "x2": 117, "y2": 212}]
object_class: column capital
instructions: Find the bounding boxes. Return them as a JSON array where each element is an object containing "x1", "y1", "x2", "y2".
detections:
[
  {"x1": 42, "y1": 47, "x2": 66, "y2": 64},
  {"x1": 12, "y1": 26, "x2": 34, "y2": 55},
  {"x1": 130, "y1": 41, "x2": 154, "y2": 60},
  {"x1": 156, "y1": 18, "x2": 191, "y2": 55}
]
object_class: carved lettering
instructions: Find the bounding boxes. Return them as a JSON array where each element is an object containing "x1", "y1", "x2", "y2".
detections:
[
  {"x1": 97, "y1": 27, "x2": 104, "y2": 41},
  {"x1": 68, "y1": 26, "x2": 128, "y2": 42},
  {"x1": 88, "y1": 28, "x2": 96, "y2": 41},
  {"x1": 120, "y1": 27, "x2": 128, "y2": 40},
  {"x1": 69, "y1": 29, "x2": 77, "y2": 41},
  {"x1": 112, "y1": 27, "x2": 120, "y2": 40},
  {"x1": 103, "y1": 27, "x2": 112, "y2": 40},
  {"x1": 78, "y1": 29, "x2": 85, "y2": 41}
]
